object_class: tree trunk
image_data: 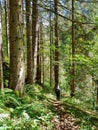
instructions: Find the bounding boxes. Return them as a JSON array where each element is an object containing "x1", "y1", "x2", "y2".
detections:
[
  {"x1": 40, "y1": 21, "x2": 45, "y2": 86},
  {"x1": 36, "y1": 29, "x2": 41, "y2": 84},
  {"x1": 22, "y1": 0, "x2": 25, "y2": 47},
  {"x1": 26, "y1": 0, "x2": 33, "y2": 84},
  {"x1": 0, "y1": 1, "x2": 3, "y2": 89},
  {"x1": 97, "y1": 86, "x2": 98, "y2": 105},
  {"x1": 54, "y1": 0, "x2": 59, "y2": 88},
  {"x1": 50, "y1": 1, "x2": 53, "y2": 88},
  {"x1": 54, "y1": 0, "x2": 60, "y2": 100},
  {"x1": 32, "y1": 0, "x2": 38, "y2": 83},
  {"x1": 5, "y1": 0, "x2": 10, "y2": 57},
  {"x1": 42, "y1": 50, "x2": 45, "y2": 86},
  {"x1": 71, "y1": 0, "x2": 75, "y2": 97},
  {"x1": 95, "y1": 80, "x2": 98, "y2": 105},
  {"x1": 9, "y1": 0, "x2": 25, "y2": 95}
]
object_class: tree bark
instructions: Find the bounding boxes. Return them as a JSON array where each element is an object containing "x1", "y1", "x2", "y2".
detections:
[
  {"x1": 36, "y1": 29, "x2": 41, "y2": 84},
  {"x1": 32, "y1": 0, "x2": 38, "y2": 83},
  {"x1": 50, "y1": 1, "x2": 53, "y2": 88},
  {"x1": 71, "y1": 0, "x2": 75, "y2": 97},
  {"x1": 54, "y1": 0, "x2": 59, "y2": 89},
  {"x1": 0, "y1": 1, "x2": 3, "y2": 89},
  {"x1": 26, "y1": 0, "x2": 33, "y2": 84},
  {"x1": 5, "y1": 0, "x2": 10, "y2": 57},
  {"x1": 40, "y1": 21, "x2": 45, "y2": 86},
  {"x1": 9, "y1": 0, "x2": 25, "y2": 95}
]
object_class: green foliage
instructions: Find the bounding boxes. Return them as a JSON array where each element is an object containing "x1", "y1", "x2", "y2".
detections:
[
  {"x1": 0, "y1": 85, "x2": 55, "y2": 129},
  {"x1": 0, "y1": 88, "x2": 21, "y2": 109},
  {"x1": 62, "y1": 99, "x2": 97, "y2": 130}
]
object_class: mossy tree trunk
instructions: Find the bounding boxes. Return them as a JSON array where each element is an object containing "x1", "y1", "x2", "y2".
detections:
[
  {"x1": 0, "y1": 1, "x2": 3, "y2": 89},
  {"x1": 9, "y1": 0, "x2": 25, "y2": 95},
  {"x1": 26, "y1": 0, "x2": 33, "y2": 84}
]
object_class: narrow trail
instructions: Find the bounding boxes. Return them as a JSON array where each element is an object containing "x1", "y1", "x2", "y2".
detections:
[{"x1": 52, "y1": 101, "x2": 80, "y2": 130}]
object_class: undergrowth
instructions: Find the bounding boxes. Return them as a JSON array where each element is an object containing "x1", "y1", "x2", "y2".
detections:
[
  {"x1": 0, "y1": 85, "x2": 55, "y2": 130},
  {"x1": 61, "y1": 97, "x2": 97, "y2": 130},
  {"x1": 0, "y1": 84, "x2": 97, "y2": 130}
]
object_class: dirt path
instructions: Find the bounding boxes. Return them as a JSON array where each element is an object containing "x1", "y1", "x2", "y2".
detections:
[{"x1": 52, "y1": 101, "x2": 80, "y2": 130}]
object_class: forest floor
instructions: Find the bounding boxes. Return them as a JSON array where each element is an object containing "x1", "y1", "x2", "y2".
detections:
[
  {"x1": 52, "y1": 101, "x2": 80, "y2": 130},
  {"x1": 0, "y1": 85, "x2": 96, "y2": 129}
]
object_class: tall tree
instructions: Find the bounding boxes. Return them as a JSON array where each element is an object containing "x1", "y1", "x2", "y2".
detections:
[
  {"x1": 71, "y1": 0, "x2": 75, "y2": 97},
  {"x1": 4, "y1": 0, "x2": 10, "y2": 57},
  {"x1": 40, "y1": 21, "x2": 45, "y2": 86},
  {"x1": 50, "y1": 1, "x2": 53, "y2": 88},
  {"x1": 32, "y1": 0, "x2": 38, "y2": 83},
  {"x1": 36, "y1": 28, "x2": 41, "y2": 84},
  {"x1": 26, "y1": 0, "x2": 33, "y2": 84},
  {"x1": 0, "y1": 1, "x2": 3, "y2": 89},
  {"x1": 9, "y1": 0, "x2": 25, "y2": 95},
  {"x1": 54, "y1": 0, "x2": 60, "y2": 99}
]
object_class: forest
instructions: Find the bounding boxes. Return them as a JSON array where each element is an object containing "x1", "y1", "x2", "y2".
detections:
[{"x1": 0, "y1": 0, "x2": 98, "y2": 129}]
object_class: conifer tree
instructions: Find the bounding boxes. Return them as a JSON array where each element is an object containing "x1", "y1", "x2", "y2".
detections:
[
  {"x1": 0, "y1": 1, "x2": 3, "y2": 89},
  {"x1": 26, "y1": 0, "x2": 33, "y2": 84},
  {"x1": 9, "y1": 0, "x2": 25, "y2": 95}
]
